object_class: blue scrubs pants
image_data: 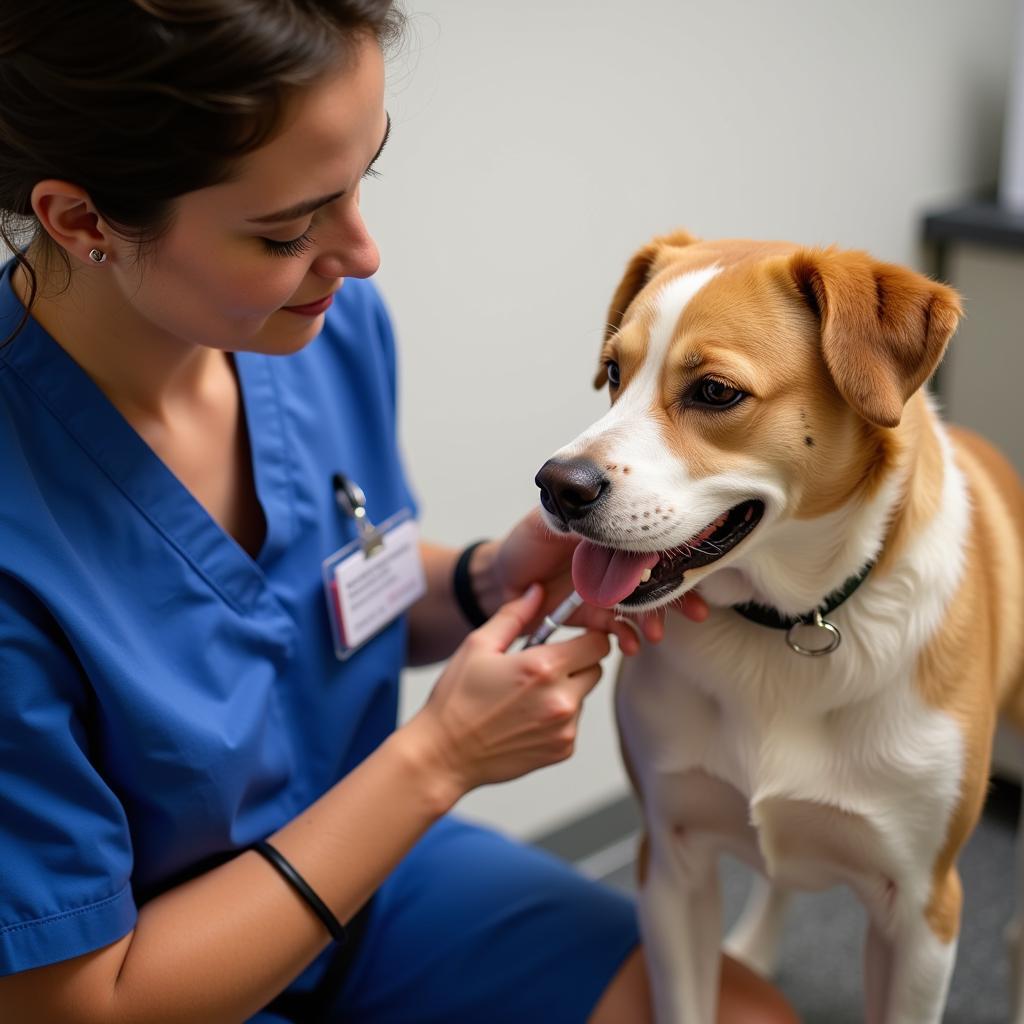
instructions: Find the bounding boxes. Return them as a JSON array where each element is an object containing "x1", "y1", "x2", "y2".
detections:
[{"x1": 255, "y1": 817, "x2": 640, "y2": 1023}]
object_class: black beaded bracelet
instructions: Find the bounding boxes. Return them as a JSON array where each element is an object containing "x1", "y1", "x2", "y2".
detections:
[
  {"x1": 453, "y1": 540, "x2": 491, "y2": 628},
  {"x1": 250, "y1": 839, "x2": 347, "y2": 945}
]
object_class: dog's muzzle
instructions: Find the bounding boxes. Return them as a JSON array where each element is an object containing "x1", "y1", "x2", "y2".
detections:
[{"x1": 535, "y1": 457, "x2": 609, "y2": 526}]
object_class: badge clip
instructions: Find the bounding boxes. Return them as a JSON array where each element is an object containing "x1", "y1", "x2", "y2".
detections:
[{"x1": 333, "y1": 472, "x2": 384, "y2": 556}]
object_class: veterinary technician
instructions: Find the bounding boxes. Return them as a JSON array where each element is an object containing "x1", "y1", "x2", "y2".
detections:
[{"x1": 0, "y1": 3, "x2": 798, "y2": 1021}]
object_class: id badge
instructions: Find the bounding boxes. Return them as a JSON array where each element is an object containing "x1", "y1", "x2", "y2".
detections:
[{"x1": 322, "y1": 507, "x2": 425, "y2": 660}]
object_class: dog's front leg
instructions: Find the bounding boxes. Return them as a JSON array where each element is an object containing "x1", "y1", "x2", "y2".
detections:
[
  {"x1": 863, "y1": 920, "x2": 956, "y2": 1024},
  {"x1": 638, "y1": 822, "x2": 723, "y2": 1024},
  {"x1": 863, "y1": 918, "x2": 894, "y2": 1024},
  {"x1": 723, "y1": 874, "x2": 790, "y2": 978},
  {"x1": 863, "y1": 872, "x2": 959, "y2": 1024}
]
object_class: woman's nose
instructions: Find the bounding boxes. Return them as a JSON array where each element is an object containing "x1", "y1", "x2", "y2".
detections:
[{"x1": 311, "y1": 198, "x2": 380, "y2": 280}]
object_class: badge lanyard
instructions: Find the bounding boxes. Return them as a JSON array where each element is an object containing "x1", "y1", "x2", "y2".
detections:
[{"x1": 322, "y1": 473, "x2": 425, "y2": 661}]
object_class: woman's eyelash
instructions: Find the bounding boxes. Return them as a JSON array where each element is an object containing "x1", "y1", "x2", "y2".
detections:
[
  {"x1": 259, "y1": 170, "x2": 380, "y2": 257},
  {"x1": 261, "y1": 231, "x2": 315, "y2": 258}
]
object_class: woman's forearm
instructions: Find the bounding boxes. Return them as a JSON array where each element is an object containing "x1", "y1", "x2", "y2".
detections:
[{"x1": 0, "y1": 720, "x2": 461, "y2": 1024}]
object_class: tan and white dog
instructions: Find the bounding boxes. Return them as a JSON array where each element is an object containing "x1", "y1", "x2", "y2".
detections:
[{"x1": 535, "y1": 231, "x2": 1024, "y2": 1023}]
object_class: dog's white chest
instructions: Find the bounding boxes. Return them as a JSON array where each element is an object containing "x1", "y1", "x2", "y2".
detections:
[{"x1": 616, "y1": 610, "x2": 966, "y2": 897}]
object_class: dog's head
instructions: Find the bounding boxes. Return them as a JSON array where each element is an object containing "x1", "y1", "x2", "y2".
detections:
[{"x1": 536, "y1": 230, "x2": 962, "y2": 611}]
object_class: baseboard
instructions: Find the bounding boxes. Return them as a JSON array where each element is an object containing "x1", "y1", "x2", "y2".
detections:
[{"x1": 532, "y1": 793, "x2": 642, "y2": 878}]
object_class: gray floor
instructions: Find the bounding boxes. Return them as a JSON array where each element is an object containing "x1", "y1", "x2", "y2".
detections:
[{"x1": 541, "y1": 779, "x2": 1020, "y2": 1022}]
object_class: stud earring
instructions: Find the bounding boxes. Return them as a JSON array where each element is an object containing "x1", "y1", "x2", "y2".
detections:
[{"x1": 88, "y1": 248, "x2": 106, "y2": 264}]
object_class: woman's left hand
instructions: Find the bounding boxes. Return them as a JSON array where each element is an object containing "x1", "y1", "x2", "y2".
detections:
[{"x1": 473, "y1": 508, "x2": 709, "y2": 656}]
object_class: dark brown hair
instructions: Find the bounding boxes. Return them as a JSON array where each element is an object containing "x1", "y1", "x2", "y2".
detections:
[{"x1": 0, "y1": 0, "x2": 403, "y2": 341}]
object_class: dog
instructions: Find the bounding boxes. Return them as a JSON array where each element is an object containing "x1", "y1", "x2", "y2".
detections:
[{"x1": 535, "y1": 230, "x2": 1024, "y2": 1023}]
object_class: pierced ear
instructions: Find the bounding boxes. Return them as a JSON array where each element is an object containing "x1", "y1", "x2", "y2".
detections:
[
  {"x1": 789, "y1": 248, "x2": 962, "y2": 427},
  {"x1": 596, "y1": 228, "x2": 698, "y2": 390},
  {"x1": 30, "y1": 180, "x2": 109, "y2": 265}
]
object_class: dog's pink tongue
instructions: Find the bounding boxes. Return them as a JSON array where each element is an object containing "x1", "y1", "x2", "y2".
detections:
[{"x1": 572, "y1": 541, "x2": 660, "y2": 608}]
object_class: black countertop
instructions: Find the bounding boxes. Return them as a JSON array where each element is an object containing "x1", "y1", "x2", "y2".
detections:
[{"x1": 922, "y1": 200, "x2": 1024, "y2": 251}]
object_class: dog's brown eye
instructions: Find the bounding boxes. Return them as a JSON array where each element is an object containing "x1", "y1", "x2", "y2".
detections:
[
  {"x1": 606, "y1": 361, "x2": 621, "y2": 388},
  {"x1": 693, "y1": 377, "x2": 745, "y2": 408}
]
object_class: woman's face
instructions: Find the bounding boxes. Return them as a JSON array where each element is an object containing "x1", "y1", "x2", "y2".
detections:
[{"x1": 118, "y1": 35, "x2": 387, "y2": 356}]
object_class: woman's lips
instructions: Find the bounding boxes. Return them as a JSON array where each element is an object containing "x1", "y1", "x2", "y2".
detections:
[{"x1": 281, "y1": 293, "x2": 334, "y2": 316}]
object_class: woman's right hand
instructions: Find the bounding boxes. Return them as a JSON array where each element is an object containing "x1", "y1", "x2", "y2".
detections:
[{"x1": 405, "y1": 583, "x2": 610, "y2": 798}]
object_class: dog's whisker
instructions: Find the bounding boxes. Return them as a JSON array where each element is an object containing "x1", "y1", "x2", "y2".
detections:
[{"x1": 693, "y1": 541, "x2": 723, "y2": 557}]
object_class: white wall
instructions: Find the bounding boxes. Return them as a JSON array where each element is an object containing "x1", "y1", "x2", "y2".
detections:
[{"x1": 365, "y1": 0, "x2": 1018, "y2": 839}]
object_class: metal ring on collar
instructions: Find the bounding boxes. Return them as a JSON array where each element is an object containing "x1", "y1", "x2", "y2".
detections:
[{"x1": 786, "y1": 609, "x2": 842, "y2": 656}]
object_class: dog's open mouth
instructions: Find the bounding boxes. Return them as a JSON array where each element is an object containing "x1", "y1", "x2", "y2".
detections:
[{"x1": 572, "y1": 500, "x2": 765, "y2": 607}]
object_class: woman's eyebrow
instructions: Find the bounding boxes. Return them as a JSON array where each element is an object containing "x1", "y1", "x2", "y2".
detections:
[{"x1": 247, "y1": 112, "x2": 392, "y2": 225}]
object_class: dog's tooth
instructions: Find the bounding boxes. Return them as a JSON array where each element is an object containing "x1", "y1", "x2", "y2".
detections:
[{"x1": 640, "y1": 568, "x2": 653, "y2": 583}]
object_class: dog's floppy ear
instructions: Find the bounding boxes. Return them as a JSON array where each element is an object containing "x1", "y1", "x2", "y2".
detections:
[
  {"x1": 595, "y1": 229, "x2": 698, "y2": 389},
  {"x1": 789, "y1": 248, "x2": 962, "y2": 428}
]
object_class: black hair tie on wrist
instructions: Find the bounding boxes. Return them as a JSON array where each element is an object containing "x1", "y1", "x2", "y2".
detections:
[
  {"x1": 250, "y1": 840, "x2": 347, "y2": 945},
  {"x1": 453, "y1": 540, "x2": 490, "y2": 628}
]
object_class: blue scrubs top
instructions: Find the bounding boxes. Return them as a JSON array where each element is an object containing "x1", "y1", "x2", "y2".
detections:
[{"x1": 0, "y1": 262, "x2": 416, "y2": 974}]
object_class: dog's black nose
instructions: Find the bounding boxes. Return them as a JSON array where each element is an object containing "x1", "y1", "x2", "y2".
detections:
[{"x1": 535, "y1": 458, "x2": 609, "y2": 524}]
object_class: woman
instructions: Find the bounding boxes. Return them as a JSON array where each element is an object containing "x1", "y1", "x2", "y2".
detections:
[{"x1": 0, "y1": 2, "x2": 797, "y2": 1021}]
